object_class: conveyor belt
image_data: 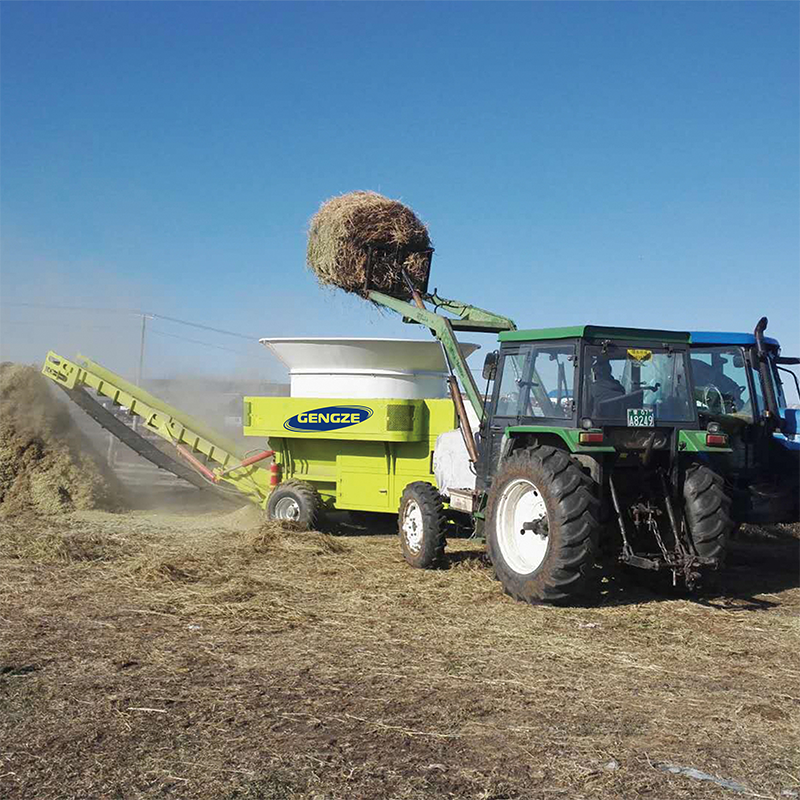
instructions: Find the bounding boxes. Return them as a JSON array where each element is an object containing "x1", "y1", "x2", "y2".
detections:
[
  {"x1": 61, "y1": 385, "x2": 211, "y2": 490},
  {"x1": 43, "y1": 350, "x2": 271, "y2": 506}
]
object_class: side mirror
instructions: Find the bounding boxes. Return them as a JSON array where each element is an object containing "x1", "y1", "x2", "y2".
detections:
[
  {"x1": 733, "y1": 354, "x2": 745, "y2": 368},
  {"x1": 482, "y1": 351, "x2": 499, "y2": 381},
  {"x1": 783, "y1": 408, "x2": 798, "y2": 436}
]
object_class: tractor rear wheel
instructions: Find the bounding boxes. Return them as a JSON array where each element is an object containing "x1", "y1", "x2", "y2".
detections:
[
  {"x1": 684, "y1": 463, "x2": 732, "y2": 567},
  {"x1": 398, "y1": 482, "x2": 446, "y2": 569},
  {"x1": 486, "y1": 446, "x2": 600, "y2": 605},
  {"x1": 266, "y1": 480, "x2": 321, "y2": 530}
]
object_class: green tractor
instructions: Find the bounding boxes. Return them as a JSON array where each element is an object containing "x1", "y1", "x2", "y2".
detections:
[
  {"x1": 370, "y1": 285, "x2": 735, "y2": 604},
  {"x1": 474, "y1": 325, "x2": 734, "y2": 603}
]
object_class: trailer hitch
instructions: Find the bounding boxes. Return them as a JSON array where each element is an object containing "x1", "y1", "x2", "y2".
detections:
[{"x1": 610, "y1": 474, "x2": 712, "y2": 589}]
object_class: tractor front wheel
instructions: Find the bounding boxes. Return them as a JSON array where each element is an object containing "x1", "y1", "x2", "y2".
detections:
[
  {"x1": 266, "y1": 480, "x2": 321, "y2": 530},
  {"x1": 486, "y1": 446, "x2": 600, "y2": 605},
  {"x1": 398, "y1": 482, "x2": 446, "y2": 569}
]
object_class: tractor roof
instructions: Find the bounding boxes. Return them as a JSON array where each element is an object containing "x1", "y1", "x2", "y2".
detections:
[
  {"x1": 498, "y1": 325, "x2": 691, "y2": 344},
  {"x1": 690, "y1": 331, "x2": 780, "y2": 348}
]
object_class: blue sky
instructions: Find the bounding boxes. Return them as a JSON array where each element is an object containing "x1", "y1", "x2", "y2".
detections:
[{"x1": 1, "y1": 2, "x2": 798, "y2": 391}]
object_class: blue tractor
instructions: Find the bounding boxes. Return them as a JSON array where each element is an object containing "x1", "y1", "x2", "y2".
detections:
[{"x1": 690, "y1": 318, "x2": 799, "y2": 524}]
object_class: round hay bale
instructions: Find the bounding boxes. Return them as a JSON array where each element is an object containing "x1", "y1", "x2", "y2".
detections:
[{"x1": 306, "y1": 191, "x2": 433, "y2": 299}]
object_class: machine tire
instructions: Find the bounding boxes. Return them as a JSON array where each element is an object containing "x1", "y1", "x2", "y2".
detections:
[
  {"x1": 684, "y1": 463, "x2": 732, "y2": 567},
  {"x1": 486, "y1": 446, "x2": 600, "y2": 605},
  {"x1": 398, "y1": 482, "x2": 446, "y2": 569},
  {"x1": 266, "y1": 480, "x2": 321, "y2": 530}
]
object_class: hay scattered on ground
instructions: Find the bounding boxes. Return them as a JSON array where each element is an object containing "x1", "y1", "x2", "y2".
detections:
[
  {"x1": 0, "y1": 504, "x2": 800, "y2": 800},
  {"x1": 0, "y1": 515, "x2": 136, "y2": 562},
  {"x1": 306, "y1": 191, "x2": 432, "y2": 299},
  {"x1": 0, "y1": 364, "x2": 124, "y2": 515},
  {"x1": 1, "y1": 504, "x2": 798, "y2": 800}
]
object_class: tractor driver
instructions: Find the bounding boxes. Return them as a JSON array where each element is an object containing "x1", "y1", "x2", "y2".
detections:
[{"x1": 591, "y1": 357, "x2": 626, "y2": 413}]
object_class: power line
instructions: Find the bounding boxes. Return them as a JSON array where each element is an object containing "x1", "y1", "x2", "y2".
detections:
[
  {"x1": 149, "y1": 313, "x2": 258, "y2": 341},
  {"x1": 148, "y1": 327, "x2": 258, "y2": 357},
  {"x1": 1, "y1": 302, "x2": 260, "y2": 340}
]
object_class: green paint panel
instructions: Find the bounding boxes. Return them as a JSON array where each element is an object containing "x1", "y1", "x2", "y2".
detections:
[
  {"x1": 678, "y1": 429, "x2": 733, "y2": 453},
  {"x1": 260, "y1": 398, "x2": 457, "y2": 513},
  {"x1": 505, "y1": 425, "x2": 617, "y2": 453},
  {"x1": 499, "y1": 325, "x2": 691, "y2": 344},
  {"x1": 244, "y1": 397, "x2": 455, "y2": 443}
]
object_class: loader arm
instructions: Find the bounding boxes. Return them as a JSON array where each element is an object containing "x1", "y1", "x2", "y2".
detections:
[{"x1": 367, "y1": 290, "x2": 516, "y2": 421}]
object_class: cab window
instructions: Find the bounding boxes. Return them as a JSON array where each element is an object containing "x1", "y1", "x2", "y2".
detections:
[
  {"x1": 691, "y1": 347, "x2": 755, "y2": 421},
  {"x1": 582, "y1": 345, "x2": 694, "y2": 423},
  {"x1": 494, "y1": 343, "x2": 576, "y2": 420}
]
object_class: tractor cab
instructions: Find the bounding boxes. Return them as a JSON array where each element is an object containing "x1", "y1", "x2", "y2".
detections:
[
  {"x1": 479, "y1": 325, "x2": 715, "y2": 489},
  {"x1": 690, "y1": 322, "x2": 799, "y2": 523}
]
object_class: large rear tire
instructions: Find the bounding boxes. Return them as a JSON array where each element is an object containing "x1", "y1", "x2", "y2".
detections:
[
  {"x1": 398, "y1": 482, "x2": 446, "y2": 569},
  {"x1": 486, "y1": 446, "x2": 600, "y2": 605},
  {"x1": 266, "y1": 480, "x2": 321, "y2": 530},
  {"x1": 684, "y1": 463, "x2": 732, "y2": 567}
]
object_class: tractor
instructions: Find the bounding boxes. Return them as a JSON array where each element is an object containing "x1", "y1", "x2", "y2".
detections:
[
  {"x1": 689, "y1": 318, "x2": 799, "y2": 525},
  {"x1": 368, "y1": 284, "x2": 735, "y2": 604}
]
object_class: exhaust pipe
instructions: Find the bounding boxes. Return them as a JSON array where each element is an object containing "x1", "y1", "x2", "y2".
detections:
[{"x1": 753, "y1": 316, "x2": 782, "y2": 431}]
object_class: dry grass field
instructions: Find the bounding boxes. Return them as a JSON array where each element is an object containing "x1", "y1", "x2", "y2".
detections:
[{"x1": 1, "y1": 493, "x2": 798, "y2": 800}]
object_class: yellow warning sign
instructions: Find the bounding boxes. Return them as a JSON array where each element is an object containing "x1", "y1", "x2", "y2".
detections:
[{"x1": 627, "y1": 349, "x2": 652, "y2": 362}]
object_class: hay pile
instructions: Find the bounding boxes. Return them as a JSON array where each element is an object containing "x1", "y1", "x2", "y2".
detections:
[
  {"x1": 0, "y1": 363, "x2": 124, "y2": 515},
  {"x1": 306, "y1": 191, "x2": 432, "y2": 298}
]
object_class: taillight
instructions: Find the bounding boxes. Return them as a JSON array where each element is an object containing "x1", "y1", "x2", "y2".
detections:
[
  {"x1": 705, "y1": 433, "x2": 728, "y2": 447},
  {"x1": 579, "y1": 432, "x2": 605, "y2": 445}
]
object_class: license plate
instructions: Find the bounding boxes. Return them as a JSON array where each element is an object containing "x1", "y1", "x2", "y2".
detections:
[{"x1": 627, "y1": 408, "x2": 654, "y2": 427}]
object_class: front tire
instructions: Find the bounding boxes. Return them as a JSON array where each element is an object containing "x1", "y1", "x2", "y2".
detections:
[
  {"x1": 266, "y1": 480, "x2": 321, "y2": 530},
  {"x1": 398, "y1": 482, "x2": 446, "y2": 569},
  {"x1": 486, "y1": 446, "x2": 600, "y2": 605}
]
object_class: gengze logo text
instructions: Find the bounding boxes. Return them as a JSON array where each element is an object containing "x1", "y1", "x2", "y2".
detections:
[{"x1": 283, "y1": 405, "x2": 374, "y2": 433}]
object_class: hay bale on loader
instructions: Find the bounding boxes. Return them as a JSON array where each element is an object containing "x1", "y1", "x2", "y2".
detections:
[
  {"x1": 306, "y1": 191, "x2": 433, "y2": 299},
  {"x1": 0, "y1": 363, "x2": 124, "y2": 515}
]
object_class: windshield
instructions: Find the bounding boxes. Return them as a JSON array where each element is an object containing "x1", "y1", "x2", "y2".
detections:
[
  {"x1": 582, "y1": 344, "x2": 694, "y2": 423},
  {"x1": 495, "y1": 344, "x2": 576, "y2": 420},
  {"x1": 769, "y1": 352, "x2": 797, "y2": 410},
  {"x1": 773, "y1": 363, "x2": 788, "y2": 408},
  {"x1": 691, "y1": 346, "x2": 756, "y2": 422}
]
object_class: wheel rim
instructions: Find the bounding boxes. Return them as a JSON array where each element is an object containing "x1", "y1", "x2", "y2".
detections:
[
  {"x1": 495, "y1": 478, "x2": 549, "y2": 575},
  {"x1": 402, "y1": 499, "x2": 424, "y2": 553},
  {"x1": 273, "y1": 496, "x2": 301, "y2": 521}
]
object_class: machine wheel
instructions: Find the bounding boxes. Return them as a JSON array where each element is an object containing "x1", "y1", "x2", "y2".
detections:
[
  {"x1": 684, "y1": 463, "x2": 732, "y2": 566},
  {"x1": 266, "y1": 480, "x2": 321, "y2": 530},
  {"x1": 398, "y1": 482, "x2": 446, "y2": 569},
  {"x1": 486, "y1": 446, "x2": 600, "y2": 605}
]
